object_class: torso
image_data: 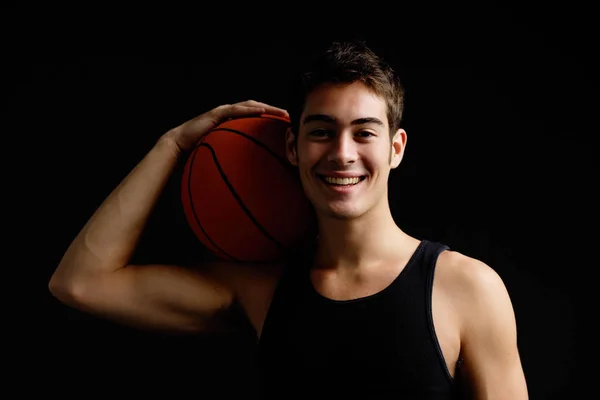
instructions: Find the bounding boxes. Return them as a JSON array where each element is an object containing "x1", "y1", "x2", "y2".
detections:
[{"x1": 234, "y1": 240, "x2": 463, "y2": 379}]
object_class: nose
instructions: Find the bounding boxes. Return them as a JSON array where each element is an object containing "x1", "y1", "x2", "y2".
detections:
[{"x1": 326, "y1": 132, "x2": 357, "y2": 166}]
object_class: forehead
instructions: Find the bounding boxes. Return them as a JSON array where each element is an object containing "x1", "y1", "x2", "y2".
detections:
[{"x1": 302, "y1": 82, "x2": 388, "y2": 127}]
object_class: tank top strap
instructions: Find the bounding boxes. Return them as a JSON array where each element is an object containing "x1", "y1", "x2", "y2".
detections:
[
  {"x1": 420, "y1": 239, "x2": 450, "y2": 278},
  {"x1": 419, "y1": 240, "x2": 450, "y2": 287}
]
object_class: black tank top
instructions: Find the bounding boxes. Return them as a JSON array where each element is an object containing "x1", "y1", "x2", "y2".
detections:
[{"x1": 256, "y1": 239, "x2": 461, "y2": 399}]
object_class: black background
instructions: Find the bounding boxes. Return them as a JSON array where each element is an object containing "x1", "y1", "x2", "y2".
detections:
[{"x1": 9, "y1": 2, "x2": 593, "y2": 398}]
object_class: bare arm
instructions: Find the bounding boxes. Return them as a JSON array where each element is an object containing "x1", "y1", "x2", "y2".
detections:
[
  {"x1": 49, "y1": 101, "x2": 289, "y2": 333},
  {"x1": 450, "y1": 254, "x2": 529, "y2": 399}
]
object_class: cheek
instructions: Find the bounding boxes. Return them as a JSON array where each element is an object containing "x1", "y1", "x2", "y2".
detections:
[
  {"x1": 297, "y1": 144, "x2": 321, "y2": 167},
  {"x1": 364, "y1": 148, "x2": 390, "y2": 173}
]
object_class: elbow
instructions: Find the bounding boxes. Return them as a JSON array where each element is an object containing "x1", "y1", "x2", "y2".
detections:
[
  {"x1": 48, "y1": 269, "x2": 87, "y2": 307},
  {"x1": 48, "y1": 273, "x2": 66, "y2": 300}
]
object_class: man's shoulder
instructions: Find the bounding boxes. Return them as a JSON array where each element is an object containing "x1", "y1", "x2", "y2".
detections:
[
  {"x1": 437, "y1": 249, "x2": 496, "y2": 279},
  {"x1": 206, "y1": 253, "x2": 311, "y2": 299},
  {"x1": 204, "y1": 259, "x2": 286, "y2": 288},
  {"x1": 435, "y1": 249, "x2": 514, "y2": 330},
  {"x1": 435, "y1": 249, "x2": 509, "y2": 306}
]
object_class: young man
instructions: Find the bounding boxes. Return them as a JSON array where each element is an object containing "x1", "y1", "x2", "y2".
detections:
[{"x1": 49, "y1": 40, "x2": 528, "y2": 399}]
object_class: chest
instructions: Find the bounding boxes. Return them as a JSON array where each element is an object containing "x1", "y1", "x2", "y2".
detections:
[
  {"x1": 310, "y1": 265, "x2": 403, "y2": 301},
  {"x1": 258, "y1": 264, "x2": 461, "y2": 383}
]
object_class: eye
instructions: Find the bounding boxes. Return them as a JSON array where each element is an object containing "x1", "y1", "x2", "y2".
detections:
[
  {"x1": 309, "y1": 129, "x2": 331, "y2": 138},
  {"x1": 356, "y1": 131, "x2": 375, "y2": 138}
]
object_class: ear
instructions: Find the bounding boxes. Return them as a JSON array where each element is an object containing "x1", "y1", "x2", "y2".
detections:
[
  {"x1": 285, "y1": 127, "x2": 299, "y2": 166},
  {"x1": 390, "y1": 128, "x2": 407, "y2": 169}
]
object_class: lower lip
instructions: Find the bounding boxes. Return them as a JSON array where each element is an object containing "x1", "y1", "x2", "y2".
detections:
[{"x1": 318, "y1": 176, "x2": 366, "y2": 194}]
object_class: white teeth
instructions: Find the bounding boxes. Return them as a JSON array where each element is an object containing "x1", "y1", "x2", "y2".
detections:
[{"x1": 324, "y1": 176, "x2": 361, "y2": 185}]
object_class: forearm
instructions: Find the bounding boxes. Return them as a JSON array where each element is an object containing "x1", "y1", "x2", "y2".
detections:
[{"x1": 53, "y1": 134, "x2": 182, "y2": 281}]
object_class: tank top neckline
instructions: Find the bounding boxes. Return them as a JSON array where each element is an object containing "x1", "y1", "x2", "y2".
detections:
[{"x1": 305, "y1": 239, "x2": 427, "y2": 305}]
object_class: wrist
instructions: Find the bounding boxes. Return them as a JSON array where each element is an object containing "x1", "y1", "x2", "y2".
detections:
[{"x1": 156, "y1": 129, "x2": 184, "y2": 159}]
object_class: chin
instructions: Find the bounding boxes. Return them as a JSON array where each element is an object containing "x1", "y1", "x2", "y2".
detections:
[{"x1": 319, "y1": 204, "x2": 366, "y2": 221}]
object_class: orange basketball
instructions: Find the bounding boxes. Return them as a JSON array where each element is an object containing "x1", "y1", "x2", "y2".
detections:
[{"x1": 181, "y1": 114, "x2": 317, "y2": 262}]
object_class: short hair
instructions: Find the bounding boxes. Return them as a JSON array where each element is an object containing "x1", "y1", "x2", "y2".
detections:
[{"x1": 288, "y1": 39, "x2": 405, "y2": 142}]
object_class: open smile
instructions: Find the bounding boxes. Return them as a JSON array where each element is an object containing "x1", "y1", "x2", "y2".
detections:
[{"x1": 317, "y1": 174, "x2": 367, "y2": 194}]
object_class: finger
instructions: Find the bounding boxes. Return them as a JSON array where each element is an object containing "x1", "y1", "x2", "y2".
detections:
[
  {"x1": 238, "y1": 100, "x2": 289, "y2": 117},
  {"x1": 263, "y1": 105, "x2": 289, "y2": 118},
  {"x1": 216, "y1": 104, "x2": 266, "y2": 121}
]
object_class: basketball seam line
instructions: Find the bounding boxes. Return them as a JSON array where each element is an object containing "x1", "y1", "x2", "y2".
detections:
[
  {"x1": 199, "y1": 126, "x2": 297, "y2": 174},
  {"x1": 187, "y1": 143, "x2": 239, "y2": 261},
  {"x1": 194, "y1": 142, "x2": 286, "y2": 255}
]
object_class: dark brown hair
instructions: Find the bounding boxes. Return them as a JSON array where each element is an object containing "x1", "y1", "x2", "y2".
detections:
[{"x1": 288, "y1": 39, "x2": 405, "y2": 142}]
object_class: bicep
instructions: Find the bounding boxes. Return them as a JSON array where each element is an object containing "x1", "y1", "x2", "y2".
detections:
[
  {"x1": 64, "y1": 263, "x2": 236, "y2": 333},
  {"x1": 458, "y1": 261, "x2": 528, "y2": 399}
]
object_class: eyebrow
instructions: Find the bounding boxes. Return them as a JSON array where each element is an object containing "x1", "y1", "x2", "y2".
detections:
[{"x1": 302, "y1": 114, "x2": 385, "y2": 127}]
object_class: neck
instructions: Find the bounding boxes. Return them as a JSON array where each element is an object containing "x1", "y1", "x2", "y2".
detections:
[{"x1": 313, "y1": 202, "x2": 408, "y2": 273}]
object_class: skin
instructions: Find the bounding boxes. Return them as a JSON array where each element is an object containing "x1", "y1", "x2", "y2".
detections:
[{"x1": 49, "y1": 84, "x2": 528, "y2": 399}]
